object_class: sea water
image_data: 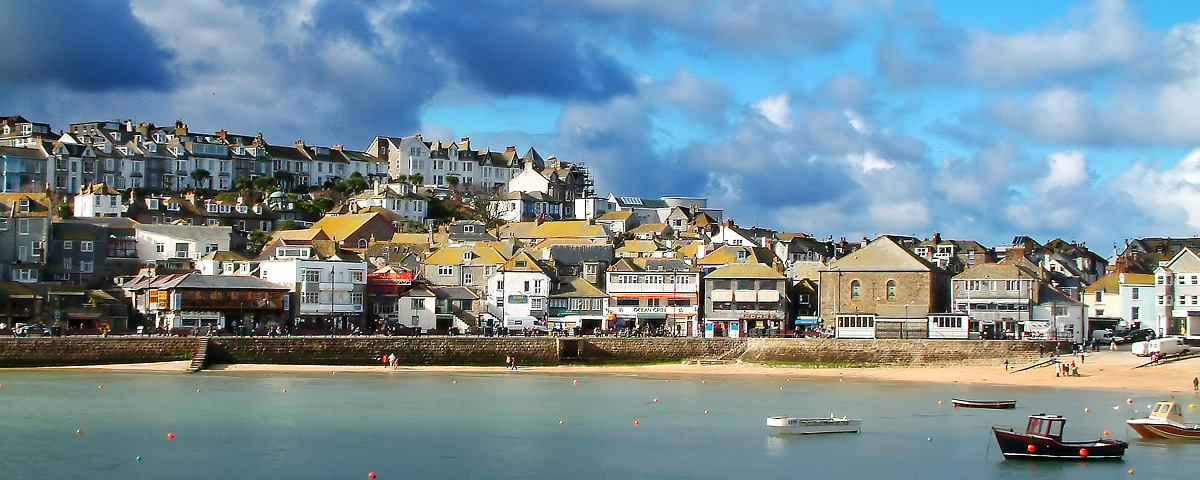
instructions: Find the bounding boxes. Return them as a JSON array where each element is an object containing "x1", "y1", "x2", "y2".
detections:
[{"x1": 0, "y1": 369, "x2": 1197, "y2": 479}]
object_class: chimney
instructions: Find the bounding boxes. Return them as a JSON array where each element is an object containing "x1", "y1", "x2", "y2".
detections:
[
  {"x1": 216, "y1": 130, "x2": 227, "y2": 140},
  {"x1": 506, "y1": 146, "x2": 516, "y2": 152},
  {"x1": 461, "y1": 137, "x2": 469, "y2": 143},
  {"x1": 185, "y1": 190, "x2": 196, "y2": 204},
  {"x1": 294, "y1": 140, "x2": 305, "y2": 148},
  {"x1": 932, "y1": 232, "x2": 941, "y2": 244},
  {"x1": 333, "y1": 144, "x2": 343, "y2": 151}
]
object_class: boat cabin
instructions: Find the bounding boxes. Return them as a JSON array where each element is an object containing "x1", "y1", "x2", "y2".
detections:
[
  {"x1": 1026, "y1": 414, "x2": 1066, "y2": 440},
  {"x1": 1149, "y1": 401, "x2": 1185, "y2": 423}
]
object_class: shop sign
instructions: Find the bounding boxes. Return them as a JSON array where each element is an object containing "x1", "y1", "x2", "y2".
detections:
[{"x1": 508, "y1": 295, "x2": 528, "y2": 304}]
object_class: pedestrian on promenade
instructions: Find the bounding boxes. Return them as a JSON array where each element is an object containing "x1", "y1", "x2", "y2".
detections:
[
  {"x1": 390, "y1": 352, "x2": 398, "y2": 368},
  {"x1": 1080, "y1": 351, "x2": 1084, "y2": 364},
  {"x1": 382, "y1": 354, "x2": 389, "y2": 368},
  {"x1": 511, "y1": 355, "x2": 518, "y2": 370},
  {"x1": 1004, "y1": 359, "x2": 1009, "y2": 371},
  {"x1": 505, "y1": 355, "x2": 512, "y2": 369},
  {"x1": 1110, "y1": 339, "x2": 1117, "y2": 351},
  {"x1": 1193, "y1": 377, "x2": 1198, "y2": 391}
]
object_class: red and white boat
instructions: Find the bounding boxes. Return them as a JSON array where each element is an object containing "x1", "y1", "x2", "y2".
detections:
[{"x1": 1127, "y1": 401, "x2": 1200, "y2": 439}]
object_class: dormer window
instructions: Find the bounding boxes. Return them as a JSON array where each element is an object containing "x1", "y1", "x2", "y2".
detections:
[
  {"x1": 166, "y1": 202, "x2": 180, "y2": 211},
  {"x1": 146, "y1": 198, "x2": 160, "y2": 210},
  {"x1": 463, "y1": 251, "x2": 474, "y2": 261},
  {"x1": 464, "y1": 224, "x2": 475, "y2": 233},
  {"x1": 206, "y1": 203, "x2": 219, "y2": 213},
  {"x1": 236, "y1": 205, "x2": 248, "y2": 214}
]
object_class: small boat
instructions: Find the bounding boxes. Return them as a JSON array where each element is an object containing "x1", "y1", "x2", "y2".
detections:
[
  {"x1": 767, "y1": 415, "x2": 861, "y2": 434},
  {"x1": 952, "y1": 398, "x2": 1016, "y2": 409},
  {"x1": 992, "y1": 413, "x2": 1127, "y2": 460},
  {"x1": 1127, "y1": 401, "x2": 1200, "y2": 439}
]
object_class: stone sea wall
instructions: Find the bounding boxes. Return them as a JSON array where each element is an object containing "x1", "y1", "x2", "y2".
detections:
[{"x1": 0, "y1": 337, "x2": 1056, "y2": 368}]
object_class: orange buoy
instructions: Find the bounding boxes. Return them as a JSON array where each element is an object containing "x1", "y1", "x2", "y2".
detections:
[
  {"x1": 98, "y1": 385, "x2": 103, "y2": 389},
  {"x1": 368, "y1": 472, "x2": 376, "y2": 479},
  {"x1": 1191, "y1": 404, "x2": 1196, "y2": 409},
  {"x1": 282, "y1": 389, "x2": 287, "y2": 393},
  {"x1": 572, "y1": 379, "x2": 578, "y2": 385},
  {"x1": 76, "y1": 429, "x2": 82, "y2": 434},
  {"x1": 1079, "y1": 448, "x2": 1088, "y2": 457},
  {"x1": 938, "y1": 400, "x2": 942, "y2": 405},
  {"x1": 786, "y1": 378, "x2": 790, "y2": 382},
  {"x1": 634, "y1": 420, "x2": 640, "y2": 425},
  {"x1": 559, "y1": 420, "x2": 563, "y2": 424},
  {"x1": 1027, "y1": 444, "x2": 1036, "y2": 453},
  {"x1": 196, "y1": 389, "x2": 202, "y2": 393},
  {"x1": 1103, "y1": 430, "x2": 1109, "y2": 436},
  {"x1": 167, "y1": 432, "x2": 175, "y2": 440},
  {"x1": 1129, "y1": 469, "x2": 1134, "y2": 474}
]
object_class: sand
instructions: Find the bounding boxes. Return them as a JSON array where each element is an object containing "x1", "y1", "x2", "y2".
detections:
[{"x1": 44, "y1": 348, "x2": 1200, "y2": 395}]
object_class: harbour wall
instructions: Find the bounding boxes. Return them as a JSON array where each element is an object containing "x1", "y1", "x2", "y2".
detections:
[{"x1": 0, "y1": 337, "x2": 1054, "y2": 368}]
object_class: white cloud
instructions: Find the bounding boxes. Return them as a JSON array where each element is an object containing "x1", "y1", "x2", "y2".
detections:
[
  {"x1": 752, "y1": 93, "x2": 792, "y2": 129},
  {"x1": 1036, "y1": 150, "x2": 1090, "y2": 194}
]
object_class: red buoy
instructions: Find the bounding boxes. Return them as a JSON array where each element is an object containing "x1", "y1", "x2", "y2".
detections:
[
  {"x1": 1103, "y1": 430, "x2": 1109, "y2": 436},
  {"x1": 1027, "y1": 444, "x2": 1036, "y2": 453},
  {"x1": 167, "y1": 432, "x2": 175, "y2": 440},
  {"x1": 368, "y1": 472, "x2": 376, "y2": 479},
  {"x1": 634, "y1": 420, "x2": 640, "y2": 425},
  {"x1": 1079, "y1": 448, "x2": 1088, "y2": 457}
]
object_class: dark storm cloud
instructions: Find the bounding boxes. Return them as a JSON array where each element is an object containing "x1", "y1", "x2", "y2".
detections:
[
  {"x1": 0, "y1": 0, "x2": 175, "y2": 91},
  {"x1": 393, "y1": 1, "x2": 636, "y2": 101}
]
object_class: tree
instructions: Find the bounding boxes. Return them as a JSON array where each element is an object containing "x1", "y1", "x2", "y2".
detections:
[
  {"x1": 253, "y1": 176, "x2": 277, "y2": 191},
  {"x1": 233, "y1": 177, "x2": 253, "y2": 193},
  {"x1": 446, "y1": 175, "x2": 459, "y2": 192},
  {"x1": 273, "y1": 170, "x2": 295, "y2": 189},
  {"x1": 408, "y1": 173, "x2": 423, "y2": 185},
  {"x1": 190, "y1": 168, "x2": 212, "y2": 190},
  {"x1": 345, "y1": 173, "x2": 368, "y2": 195},
  {"x1": 312, "y1": 196, "x2": 335, "y2": 212},
  {"x1": 276, "y1": 220, "x2": 303, "y2": 231},
  {"x1": 247, "y1": 229, "x2": 270, "y2": 252}
]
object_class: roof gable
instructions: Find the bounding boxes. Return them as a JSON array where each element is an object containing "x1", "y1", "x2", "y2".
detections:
[{"x1": 829, "y1": 236, "x2": 940, "y2": 272}]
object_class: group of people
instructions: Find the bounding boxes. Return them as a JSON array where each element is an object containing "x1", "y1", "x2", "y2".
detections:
[
  {"x1": 504, "y1": 355, "x2": 518, "y2": 370},
  {"x1": 382, "y1": 353, "x2": 399, "y2": 368},
  {"x1": 1055, "y1": 359, "x2": 1080, "y2": 377}
]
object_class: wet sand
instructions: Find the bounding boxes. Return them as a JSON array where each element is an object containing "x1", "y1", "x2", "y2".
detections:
[{"x1": 47, "y1": 348, "x2": 1200, "y2": 394}]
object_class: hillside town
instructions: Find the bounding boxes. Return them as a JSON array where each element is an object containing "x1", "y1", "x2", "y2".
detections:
[{"x1": 1, "y1": 114, "x2": 1196, "y2": 344}]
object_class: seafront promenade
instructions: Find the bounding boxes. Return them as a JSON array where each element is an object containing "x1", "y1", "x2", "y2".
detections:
[{"x1": 1, "y1": 335, "x2": 1047, "y2": 368}]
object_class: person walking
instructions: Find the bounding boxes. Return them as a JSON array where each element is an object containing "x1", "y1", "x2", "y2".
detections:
[{"x1": 1193, "y1": 377, "x2": 1198, "y2": 391}]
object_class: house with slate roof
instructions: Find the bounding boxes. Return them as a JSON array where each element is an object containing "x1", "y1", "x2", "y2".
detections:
[
  {"x1": 256, "y1": 239, "x2": 369, "y2": 333},
  {"x1": 121, "y1": 273, "x2": 288, "y2": 332},
  {"x1": 702, "y1": 263, "x2": 789, "y2": 338},
  {"x1": 819, "y1": 236, "x2": 951, "y2": 339},
  {"x1": 606, "y1": 258, "x2": 700, "y2": 336},
  {"x1": 1152, "y1": 247, "x2": 1200, "y2": 340},
  {"x1": 0, "y1": 144, "x2": 49, "y2": 192},
  {"x1": 0, "y1": 193, "x2": 52, "y2": 284},
  {"x1": 1083, "y1": 270, "x2": 1154, "y2": 333}
]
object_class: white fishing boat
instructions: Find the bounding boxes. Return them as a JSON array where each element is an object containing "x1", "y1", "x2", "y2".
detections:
[{"x1": 766, "y1": 415, "x2": 861, "y2": 434}]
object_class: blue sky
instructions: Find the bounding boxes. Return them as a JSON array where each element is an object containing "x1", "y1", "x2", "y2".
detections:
[{"x1": 4, "y1": 0, "x2": 1200, "y2": 254}]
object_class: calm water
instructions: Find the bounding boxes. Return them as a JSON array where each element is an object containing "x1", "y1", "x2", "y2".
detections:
[{"x1": 1, "y1": 369, "x2": 1197, "y2": 479}]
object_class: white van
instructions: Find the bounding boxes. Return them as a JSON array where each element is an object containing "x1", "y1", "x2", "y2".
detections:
[
  {"x1": 1132, "y1": 337, "x2": 1190, "y2": 357},
  {"x1": 1092, "y1": 329, "x2": 1114, "y2": 342},
  {"x1": 504, "y1": 316, "x2": 548, "y2": 334}
]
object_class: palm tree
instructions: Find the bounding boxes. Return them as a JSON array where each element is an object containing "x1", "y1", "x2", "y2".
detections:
[
  {"x1": 446, "y1": 175, "x2": 459, "y2": 192},
  {"x1": 190, "y1": 168, "x2": 212, "y2": 190},
  {"x1": 408, "y1": 173, "x2": 423, "y2": 185}
]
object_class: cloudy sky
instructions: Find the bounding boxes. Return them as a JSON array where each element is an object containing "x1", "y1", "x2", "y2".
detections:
[{"x1": 3, "y1": 0, "x2": 1200, "y2": 253}]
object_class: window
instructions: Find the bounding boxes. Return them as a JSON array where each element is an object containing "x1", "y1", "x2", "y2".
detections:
[
  {"x1": 63, "y1": 257, "x2": 73, "y2": 269},
  {"x1": 1095, "y1": 291, "x2": 1102, "y2": 302},
  {"x1": 351, "y1": 270, "x2": 364, "y2": 283},
  {"x1": 302, "y1": 292, "x2": 320, "y2": 304},
  {"x1": 967, "y1": 280, "x2": 981, "y2": 291},
  {"x1": 438, "y1": 265, "x2": 453, "y2": 276},
  {"x1": 63, "y1": 240, "x2": 73, "y2": 250},
  {"x1": 302, "y1": 269, "x2": 321, "y2": 283},
  {"x1": 358, "y1": 238, "x2": 368, "y2": 249},
  {"x1": 736, "y1": 250, "x2": 748, "y2": 260},
  {"x1": 81, "y1": 261, "x2": 93, "y2": 273},
  {"x1": 531, "y1": 297, "x2": 543, "y2": 309},
  {"x1": 351, "y1": 293, "x2": 363, "y2": 306},
  {"x1": 463, "y1": 272, "x2": 473, "y2": 284},
  {"x1": 156, "y1": 243, "x2": 165, "y2": 253},
  {"x1": 850, "y1": 280, "x2": 861, "y2": 300},
  {"x1": 411, "y1": 298, "x2": 425, "y2": 310},
  {"x1": 1006, "y1": 280, "x2": 1019, "y2": 291},
  {"x1": 1132, "y1": 288, "x2": 1139, "y2": 300},
  {"x1": 17, "y1": 218, "x2": 29, "y2": 235},
  {"x1": 0, "y1": 218, "x2": 7, "y2": 230},
  {"x1": 206, "y1": 243, "x2": 218, "y2": 253},
  {"x1": 1132, "y1": 306, "x2": 1140, "y2": 320},
  {"x1": 886, "y1": 280, "x2": 897, "y2": 300}
]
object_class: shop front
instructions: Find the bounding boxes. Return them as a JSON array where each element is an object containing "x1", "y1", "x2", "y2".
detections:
[{"x1": 606, "y1": 306, "x2": 698, "y2": 336}]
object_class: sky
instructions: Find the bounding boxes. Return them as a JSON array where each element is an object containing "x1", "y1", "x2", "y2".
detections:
[{"x1": 3, "y1": 0, "x2": 1200, "y2": 255}]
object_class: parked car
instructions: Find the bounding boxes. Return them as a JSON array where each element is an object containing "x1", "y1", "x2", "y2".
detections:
[
  {"x1": 381, "y1": 321, "x2": 421, "y2": 336},
  {"x1": 1114, "y1": 328, "x2": 1154, "y2": 344}
]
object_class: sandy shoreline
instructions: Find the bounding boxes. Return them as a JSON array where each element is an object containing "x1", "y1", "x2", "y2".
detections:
[{"x1": 35, "y1": 348, "x2": 1200, "y2": 395}]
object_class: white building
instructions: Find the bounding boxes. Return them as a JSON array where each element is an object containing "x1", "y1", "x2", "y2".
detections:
[
  {"x1": 485, "y1": 250, "x2": 553, "y2": 323},
  {"x1": 195, "y1": 251, "x2": 254, "y2": 276},
  {"x1": 1153, "y1": 247, "x2": 1200, "y2": 340},
  {"x1": 73, "y1": 183, "x2": 123, "y2": 218},
  {"x1": 348, "y1": 182, "x2": 427, "y2": 222},
  {"x1": 134, "y1": 224, "x2": 235, "y2": 269},
  {"x1": 256, "y1": 242, "x2": 368, "y2": 331}
]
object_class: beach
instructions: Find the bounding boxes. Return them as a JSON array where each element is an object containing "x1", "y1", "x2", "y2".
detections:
[{"x1": 47, "y1": 347, "x2": 1200, "y2": 394}]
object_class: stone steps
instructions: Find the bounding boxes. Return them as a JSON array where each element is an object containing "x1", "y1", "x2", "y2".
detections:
[{"x1": 185, "y1": 337, "x2": 210, "y2": 373}]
